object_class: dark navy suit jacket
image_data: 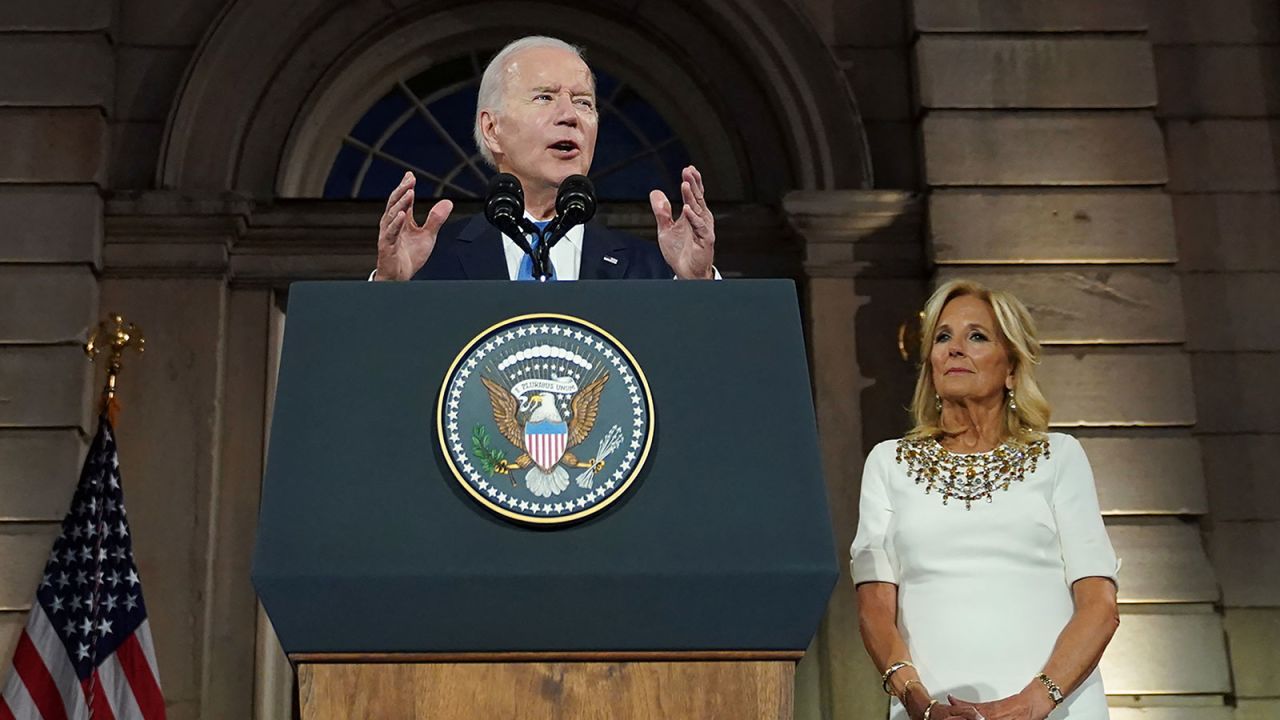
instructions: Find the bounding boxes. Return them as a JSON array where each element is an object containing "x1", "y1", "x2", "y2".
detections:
[{"x1": 412, "y1": 214, "x2": 675, "y2": 281}]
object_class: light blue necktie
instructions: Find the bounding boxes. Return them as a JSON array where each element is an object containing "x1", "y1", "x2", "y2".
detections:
[{"x1": 516, "y1": 220, "x2": 555, "y2": 281}]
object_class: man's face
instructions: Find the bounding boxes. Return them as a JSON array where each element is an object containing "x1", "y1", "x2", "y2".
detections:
[{"x1": 480, "y1": 46, "x2": 598, "y2": 195}]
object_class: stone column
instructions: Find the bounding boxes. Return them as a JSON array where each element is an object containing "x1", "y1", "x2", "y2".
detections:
[
  {"x1": 1148, "y1": 3, "x2": 1280, "y2": 717},
  {"x1": 0, "y1": 0, "x2": 110, "y2": 668},
  {"x1": 912, "y1": 1, "x2": 1228, "y2": 715},
  {"x1": 102, "y1": 194, "x2": 257, "y2": 720},
  {"x1": 786, "y1": 190, "x2": 925, "y2": 720}
]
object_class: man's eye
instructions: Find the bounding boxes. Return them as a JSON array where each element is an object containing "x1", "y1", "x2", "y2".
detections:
[
  {"x1": 575, "y1": 98, "x2": 595, "y2": 109},
  {"x1": 534, "y1": 94, "x2": 552, "y2": 101}
]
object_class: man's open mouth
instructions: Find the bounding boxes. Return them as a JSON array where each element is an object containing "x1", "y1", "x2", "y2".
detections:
[{"x1": 549, "y1": 141, "x2": 580, "y2": 156}]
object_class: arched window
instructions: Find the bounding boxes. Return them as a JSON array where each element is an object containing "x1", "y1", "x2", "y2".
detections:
[{"x1": 322, "y1": 50, "x2": 692, "y2": 201}]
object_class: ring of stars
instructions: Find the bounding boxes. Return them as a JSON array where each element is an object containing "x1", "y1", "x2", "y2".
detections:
[{"x1": 440, "y1": 315, "x2": 653, "y2": 524}]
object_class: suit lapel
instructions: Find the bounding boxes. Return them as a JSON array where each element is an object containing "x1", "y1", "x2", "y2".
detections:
[
  {"x1": 455, "y1": 215, "x2": 509, "y2": 280},
  {"x1": 579, "y1": 223, "x2": 630, "y2": 280}
]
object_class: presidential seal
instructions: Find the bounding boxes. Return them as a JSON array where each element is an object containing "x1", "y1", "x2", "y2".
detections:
[{"x1": 438, "y1": 314, "x2": 654, "y2": 525}]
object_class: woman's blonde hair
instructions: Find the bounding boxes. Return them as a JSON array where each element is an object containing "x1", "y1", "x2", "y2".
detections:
[{"x1": 906, "y1": 279, "x2": 1050, "y2": 444}]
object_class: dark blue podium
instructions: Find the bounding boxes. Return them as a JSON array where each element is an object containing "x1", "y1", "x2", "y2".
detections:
[{"x1": 253, "y1": 279, "x2": 837, "y2": 719}]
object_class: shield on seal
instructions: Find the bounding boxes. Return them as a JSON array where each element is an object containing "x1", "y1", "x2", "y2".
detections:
[{"x1": 524, "y1": 420, "x2": 568, "y2": 471}]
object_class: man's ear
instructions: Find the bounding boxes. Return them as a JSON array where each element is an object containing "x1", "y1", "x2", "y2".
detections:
[{"x1": 479, "y1": 109, "x2": 502, "y2": 158}]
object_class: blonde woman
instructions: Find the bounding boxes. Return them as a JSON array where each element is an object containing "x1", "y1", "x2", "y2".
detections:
[{"x1": 851, "y1": 280, "x2": 1120, "y2": 720}]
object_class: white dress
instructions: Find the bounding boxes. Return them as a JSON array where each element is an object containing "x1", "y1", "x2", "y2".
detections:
[{"x1": 850, "y1": 433, "x2": 1119, "y2": 719}]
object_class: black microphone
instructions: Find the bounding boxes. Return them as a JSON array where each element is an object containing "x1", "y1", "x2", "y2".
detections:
[
  {"x1": 540, "y1": 175, "x2": 597, "y2": 271},
  {"x1": 484, "y1": 173, "x2": 545, "y2": 278},
  {"x1": 484, "y1": 173, "x2": 524, "y2": 227}
]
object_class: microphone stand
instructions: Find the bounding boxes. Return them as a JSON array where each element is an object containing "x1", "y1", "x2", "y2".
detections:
[
  {"x1": 537, "y1": 175, "x2": 595, "y2": 282},
  {"x1": 515, "y1": 217, "x2": 549, "y2": 280},
  {"x1": 495, "y1": 216, "x2": 549, "y2": 280},
  {"x1": 534, "y1": 218, "x2": 566, "y2": 283}
]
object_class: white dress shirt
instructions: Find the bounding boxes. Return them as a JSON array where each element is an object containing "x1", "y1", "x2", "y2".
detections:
[{"x1": 502, "y1": 216, "x2": 585, "y2": 280}]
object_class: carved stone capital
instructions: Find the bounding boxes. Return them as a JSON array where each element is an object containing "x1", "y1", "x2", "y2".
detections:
[
  {"x1": 103, "y1": 192, "x2": 251, "y2": 277},
  {"x1": 783, "y1": 190, "x2": 924, "y2": 279}
]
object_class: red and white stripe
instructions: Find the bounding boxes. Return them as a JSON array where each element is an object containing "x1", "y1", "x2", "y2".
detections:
[
  {"x1": 1, "y1": 608, "x2": 164, "y2": 720},
  {"x1": 526, "y1": 432, "x2": 567, "y2": 471}
]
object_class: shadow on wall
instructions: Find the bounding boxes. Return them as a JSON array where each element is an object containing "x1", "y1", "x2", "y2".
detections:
[{"x1": 854, "y1": 212, "x2": 928, "y2": 451}]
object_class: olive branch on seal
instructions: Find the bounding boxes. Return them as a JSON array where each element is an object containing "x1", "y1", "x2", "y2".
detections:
[{"x1": 470, "y1": 424, "x2": 509, "y2": 477}]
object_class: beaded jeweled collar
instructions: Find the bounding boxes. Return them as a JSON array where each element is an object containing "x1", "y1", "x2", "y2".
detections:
[{"x1": 895, "y1": 437, "x2": 1050, "y2": 509}]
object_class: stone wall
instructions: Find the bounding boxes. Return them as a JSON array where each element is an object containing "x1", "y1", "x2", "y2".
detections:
[
  {"x1": 913, "y1": 2, "x2": 1229, "y2": 717},
  {"x1": 1150, "y1": 1, "x2": 1280, "y2": 717},
  {"x1": 0, "y1": 0, "x2": 109, "y2": 697}
]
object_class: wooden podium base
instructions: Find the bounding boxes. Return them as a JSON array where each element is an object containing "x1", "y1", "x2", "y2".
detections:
[{"x1": 296, "y1": 653, "x2": 797, "y2": 719}]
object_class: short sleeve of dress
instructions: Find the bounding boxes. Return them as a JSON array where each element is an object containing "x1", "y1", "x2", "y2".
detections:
[
  {"x1": 850, "y1": 440, "x2": 899, "y2": 585},
  {"x1": 1051, "y1": 434, "x2": 1121, "y2": 586}
]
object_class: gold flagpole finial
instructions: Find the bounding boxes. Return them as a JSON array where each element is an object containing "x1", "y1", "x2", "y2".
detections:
[{"x1": 85, "y1": 313, "x2": 145, "y2": 422}]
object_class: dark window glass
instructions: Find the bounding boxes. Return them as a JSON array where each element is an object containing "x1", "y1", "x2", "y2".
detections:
[{"x1": 324, "y1": 50, "x2": 691, "y2": 201}]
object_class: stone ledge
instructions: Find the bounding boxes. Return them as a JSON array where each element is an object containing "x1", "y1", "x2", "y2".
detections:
[
  {"x1": 1109, "y1": 707, "x2": 1231, "y2": 720},
  {"x1": 0, "y1": 2, "x2": 110, "y2": 31},
  {"x1": 1200, "y1": 434, "x2": 1280, "y2": 522},
  {"x1": 930, "y1": 189, "x2": 1176, "y2": 264},
  {"x1": 1166, "y1": 120, "x2": 1280, "y2": 193},
  {"x1": 0, "y1": 265, "x2": 98, "y2": 344},
  {"x1": 0, "y1": 429, "x2": 84, "y2": 520},
  {"x1": 1172, "y1": 194, "x2": 1280, "y2": 273},
  {"x1": 0, "y1": 33, "x2": 112, "y2": 107},
  {"x1": 935, "y1": 266, "x2": 1185, "y2": 344},
  {"x1": 1081, "y1": 435, "x2": 1208, "y2": 516},
  {"x1": 913, "y1": 0, "x2": 1147, "y2": 32},
  {"x1": 0, "y1": 185, "x2": 102, "y2": 266},
  {"x1": 1183, "y1": 274, "x2": 1280, "y2": 352},
  {"x1": 0, "y1": 523, "x2": 59, "y2": 609},
  {"x1": 1211, "y1": 521, "x2": 1280, "y2": 606},
  {"x1": 923, "y1": 112, "x2": 1167, "y2": 186},
  {"x1": 0, "y1": 108, "x2": 106, "y2": 184},
  {"x1": 917, "y1": 36, "x2": 1156, "y2": 109},
  {"x1": 1042, "y1": 348, "x2": 1195, "y2": 427},
  {"x1": 1148, "y1": 0, "x2": 1280, "y2": 44},
  {"x1": 1223, "y1": 608, "x2": 1280, "y2": 697},
  {"x1": 1191, "y1": 353, "x2": 1280, "y2": 434},
  {"x1": 1102, "y1": 611, "x2": 1231, "y2": 694},
  {"x1": 1108, "y1": 521, "x2": 1218, "y2": 603},
  {"x1": 1155, "y1": 45, "x2": 1280, "y2": 119},
  {"x1": 0, "y1": 345, "x2": 95, "y2": 430}
]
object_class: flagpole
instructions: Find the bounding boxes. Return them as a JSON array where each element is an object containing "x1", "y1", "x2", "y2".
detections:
[
  {"x1": 85, "y1": 313, "x2": 145, "y2": 425},
  {"x1": 1, "y1": 312, "x2": 166, "y2": 720},
  {"x1": 83, "y1": 314, "x2": 155, "y2": 717}
]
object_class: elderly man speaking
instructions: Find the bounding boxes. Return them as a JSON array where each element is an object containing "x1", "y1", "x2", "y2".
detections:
[{"x1": 372, "y1": 36, "x2": 717, "y2": 282}]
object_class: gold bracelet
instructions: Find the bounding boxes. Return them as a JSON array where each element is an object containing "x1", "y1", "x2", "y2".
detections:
[
  {"x1": 922, "y1": 699, "x2": 939, "y2": 720},
  {"x1": 1035, "y1": 672, "x2": 1065, "y2": 706},
  {"x1": 899, "y1": 678, "x2": 923, "y2": 703},
  {"x1": 880, "y1": 660, "x2": 915, "y2": 694}
]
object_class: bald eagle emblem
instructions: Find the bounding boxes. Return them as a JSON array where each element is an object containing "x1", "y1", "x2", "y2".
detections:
[
  {"x1": 480, "y1": 371, "x2": 615, "y2": 498},
  {"x1": 439, "y1": 315, "x2": 653, "y2": 525}
]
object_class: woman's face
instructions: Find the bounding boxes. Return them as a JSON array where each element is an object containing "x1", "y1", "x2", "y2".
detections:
[{"x1": 930, "y1": 294, "x2": 1013, "y2": 405}]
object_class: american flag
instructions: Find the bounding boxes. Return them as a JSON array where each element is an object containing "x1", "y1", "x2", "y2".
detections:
[{"x1": 0, "y1": 416, "x2": 165, "y2": 720}]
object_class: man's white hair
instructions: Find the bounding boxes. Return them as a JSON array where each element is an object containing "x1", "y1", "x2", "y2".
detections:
[{"x1": 473, "y1": 36, "x2": 591, "y2": 169}]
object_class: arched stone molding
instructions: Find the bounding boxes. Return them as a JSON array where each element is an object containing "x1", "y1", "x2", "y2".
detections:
[
  {"x1": 274, "y1": 5, "x2": 748, "y2": 200},
  {"x1": 160, "y1": 0, "x2": 871, "y2": 200}
]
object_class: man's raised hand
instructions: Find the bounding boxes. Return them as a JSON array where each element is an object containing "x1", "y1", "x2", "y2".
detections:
[
  {"x1": 374, "y1": 172, "x2": 454, "y2": 281},
  {"x1": 651, "y1": 165, "x2": 715, "y2": 280}
]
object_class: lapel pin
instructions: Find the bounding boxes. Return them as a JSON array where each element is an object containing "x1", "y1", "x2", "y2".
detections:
[{"x1": 603, "y1": 256, "x2": 619, "y2": 265}]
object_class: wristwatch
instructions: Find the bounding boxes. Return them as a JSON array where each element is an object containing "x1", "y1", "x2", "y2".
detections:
[{"x1": 1035, "y1": 673, "x2": 1064, "y2": 706}]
